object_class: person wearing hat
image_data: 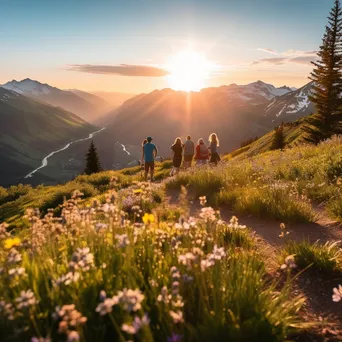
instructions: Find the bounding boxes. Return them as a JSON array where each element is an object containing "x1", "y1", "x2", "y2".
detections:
[{"x1": 141, "y1": 136, "x2": 158, "y2": 181}]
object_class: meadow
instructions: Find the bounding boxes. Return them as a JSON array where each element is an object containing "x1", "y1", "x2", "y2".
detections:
[{"x1": 0, "y1": 136, "x2": 342, "y2": 341}]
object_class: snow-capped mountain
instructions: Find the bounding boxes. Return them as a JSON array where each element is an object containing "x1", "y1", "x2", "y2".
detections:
[
  {"x1": 3, "y1": 78, "x2": 55, "y2": 96},
  {"x1": 263, "y1": 82, "x2": 314, "y2": 123},
  {"x1": 203, "y1": 80, "x2": 293, "y2": 105},
  {"x1": 1, "y1": 79, "x2": 104, "y2": 122}
]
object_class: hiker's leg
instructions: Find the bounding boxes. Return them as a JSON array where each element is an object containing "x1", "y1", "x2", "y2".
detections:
[
  {"x1": 144, "y1": 163, "x2": 149, "y2": 181},
  {"x1": 150, "y1": 162, "x2": 155, "y2": 181}
]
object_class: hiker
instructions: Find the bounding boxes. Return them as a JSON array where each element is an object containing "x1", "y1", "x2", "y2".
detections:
[
  {"x1": 141, "y1": 136, "x2": 158, "y2": 181},
  {"x1": 183, "y1": 135, "x2": 195, "y2": 168},
  {"x1": 170, "y1": 137, "x2": 183, "y2": 176},
  {"x1": 194, "y1": 138, "x2": 209, "y2": 166},
  {"x1": 208, "y1": 133, "x2": 221, "y2": 166}
]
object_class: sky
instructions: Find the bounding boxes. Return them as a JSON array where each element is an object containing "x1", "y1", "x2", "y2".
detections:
[{"x1": 0, "y1": 0, "x2": 334, "y2": 93}]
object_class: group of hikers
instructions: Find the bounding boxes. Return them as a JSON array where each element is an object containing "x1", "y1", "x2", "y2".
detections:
[{"x1": 141, "y1": 133, "x2": 221, "y2": 181}]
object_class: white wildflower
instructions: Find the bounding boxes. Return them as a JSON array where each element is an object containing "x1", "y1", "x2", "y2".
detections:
[
  {"x1": 280, "y1": 255, "x2": 297, "y2": 270},
  {"x1": 169, "y1": 310, "x2": 184, "y2": 324},
  {"x1": 15, "y1": 290, "x2": 38, "y2": 309},
  {"x1": 332, "y1": 284, "x2": 342, "y2": 302},
  {"x1": 121, "y1": 314, "x2": 150, "y2": 335}
]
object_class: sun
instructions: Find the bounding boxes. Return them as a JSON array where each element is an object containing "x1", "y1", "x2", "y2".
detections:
[{"x1": 166, "y1": 51, "x2": 214, "y2": 92}]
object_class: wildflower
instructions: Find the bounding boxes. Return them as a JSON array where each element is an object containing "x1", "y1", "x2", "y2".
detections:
[
  {"x1": 99, "y1": 290, "x2": 107, "y2": 301},
  {"x1": 122, "y1": 314, "x2": 150, "y2": 335},
  {"x1": 169, "y1": 310, "x2": 184, "y2": 324},
  {"x1": 133, "y1": 189, "x2": 143, "y2": 194},
  {"x1": 67, "y1": 331, "x2": 80, "y2": 342},
  {"x1": 228, "y1": 216, "x2": 246, "y2": 229},
  {"x1": 53, "y1": 272, "x2": 80, "y2": 287},
  {"x1": 15, "y1": 290, "x2": 38, "y2": 309},
  {"x1": 96, "y1": 298, "x2": 117, "y2": 315},
  {"x1": 157, "y1": 286, "x2": 171, "y2": 304},
  {"x1": 199, "y1": 207, "x2": 216, "y2": 221},
  {"x1": 0, "y1": 222, "x2": 9, "y2": 239},
  {"x1": 4, "y1": 237, "x2": 21, "y2": 249},
  {"x1": 31, "y1": 337, "x2": 51, "y2": 342},
  {"x1": 0, "y1": 301, "x2": 15, "y2": 320},
  {"x1": 280, "y1": 255, "x2": 297, "y2": 270},
  {"x1": 8, "y1": 267, "x2": 27, "y2": 279},
  {"x1": 332, "y1": 284, "x2": 342, "y2": 302},
  {"x1": 116, "y1": 234, "x2": 130, "y2": 248},
  {"x1": 167, "y1": 333, "x2": 183, "y2": 342},
  {"x1": 199, "y1": 196, "x2": 207, "y2": 206},
  {"x1": 53, "y1": 304, "x2": 87, "y2": 333},
  {"x1": 7, "y1": 248, "x2": 22, "y2": 265},
  {"x1": 69, "y1": 247, "x2": 94, "y2": 272},
  {"x1": 142, "y1": 213, "x2": 155, "y2": 224},
  {"x1": 114, "y1": 288, "x2": 145, "y2": 312},
  {"x1": 95, "y1": 223, "x2": 108, "y2": 233}
]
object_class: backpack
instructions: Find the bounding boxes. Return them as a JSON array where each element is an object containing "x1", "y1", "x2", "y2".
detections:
[{"x1": 199, "y1": 144, "x2": 209, "y2": 158}]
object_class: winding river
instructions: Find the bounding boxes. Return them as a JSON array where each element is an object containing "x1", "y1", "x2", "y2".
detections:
[{"x1": 24, "y1": 127, "x2": 106, "y2": 179}]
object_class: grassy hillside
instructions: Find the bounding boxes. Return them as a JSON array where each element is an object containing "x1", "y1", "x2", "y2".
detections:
[
  {"x1": 0, "y1": 88, "x2": 96, "y2": 186},
  {"x1": 224, "y1": 118, "x2": 306, "y2": 160},
  {"x1": 0, "y1": 136, "x2": 341, "y2": 341}
]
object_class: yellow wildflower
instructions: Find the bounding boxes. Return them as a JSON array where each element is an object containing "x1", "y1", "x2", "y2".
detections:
[
  {"x1": 133, "y1": 189, "x2": 143, "y2": 194},
  {"x1": 142, "y1": 213, "x2": 155, "y2": 224},
  {"x1": 4, "y1": 237, "x2": 21, "y2": 249}
]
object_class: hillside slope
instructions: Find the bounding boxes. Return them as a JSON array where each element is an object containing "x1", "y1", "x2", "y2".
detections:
[
  {"x1": 2, "y1": 79, "x2": 103, "y2": 122},
  {"x1": 0, "y1": 88, "x2": 96, "y2": 186}
]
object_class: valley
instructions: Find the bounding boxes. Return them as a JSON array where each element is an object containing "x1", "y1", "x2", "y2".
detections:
[{"x1": 0, "y1": 79, "x2": 315, "y2": 187}]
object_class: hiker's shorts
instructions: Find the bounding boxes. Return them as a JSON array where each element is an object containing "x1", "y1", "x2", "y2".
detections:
[{"x1": 144, "y1": 161, "x2": 155, "y2": 172}]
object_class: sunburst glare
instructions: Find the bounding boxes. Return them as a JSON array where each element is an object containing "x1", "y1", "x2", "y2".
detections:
[{"x1": 166, "y1": 51, "x2": 215, "y2": 92}]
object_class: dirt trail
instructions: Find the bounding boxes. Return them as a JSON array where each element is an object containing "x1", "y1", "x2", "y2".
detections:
[
  {"x1": 166, "y1": 188, "x2": 342, "y2": 247},
  {"x1": 165, "y1": 188, "x2": 342, "y2": 336}
]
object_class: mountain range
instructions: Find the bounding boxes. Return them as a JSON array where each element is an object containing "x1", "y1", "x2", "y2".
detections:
[
  {"x1": 102, "y1": 81, "x2": 313, "y2": 155},
  {"x1": 0, "y1": 78, "x2": 314, "y2": 186},
  {"x1": 1, "y1": 79, "x2": 133, "y2": 122}
]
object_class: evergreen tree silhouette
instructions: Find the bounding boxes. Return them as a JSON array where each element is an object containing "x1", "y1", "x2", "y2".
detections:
[
  {"x1": 84, "y1": 140, "x2": 102, "y2": 175},
  {"x1": 303, "y1": 0, "x2": 342, "y2": 143},
  {"x1": 271, "y1": 126, "x2": 285, "y2": 150}
]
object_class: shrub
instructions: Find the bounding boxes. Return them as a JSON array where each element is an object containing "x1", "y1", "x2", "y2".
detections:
[
  {"x1": 281, "y1": 240, "x2": 342, "y2": 273},
  {"x1": 39, "y1": 182, "x2": 98, "y2": 215},
  {"x1": 0, "y1": 186, "x2": 8, "y2": 204},
  {"x1": 6, "y1": 184, "x2": 32, "y2": 202},
  {"x1": 327, "y1": 192, "x2": 342, "y2": 222}
]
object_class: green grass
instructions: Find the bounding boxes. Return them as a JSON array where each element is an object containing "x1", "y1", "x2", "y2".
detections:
[
  {"x1": 281, "y1": 240, "x2": 342, "y2": 274},
  {"x1": 0, "y1": 191, "x2": 310, "y2": 342}
]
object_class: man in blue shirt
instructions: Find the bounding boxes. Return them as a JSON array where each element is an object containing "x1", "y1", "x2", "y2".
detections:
[{"x1": 141, "y1": 136, "x2": 158, "y2": 181}]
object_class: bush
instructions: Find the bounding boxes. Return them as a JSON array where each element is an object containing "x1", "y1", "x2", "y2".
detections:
[
  {"x1": 0, "y1": 186, "x2": 8, "y2": 204},
  {"x1": 281, "y1": 240, "x2": 342, "y2": 273},
  {"x1": 39, "y1": 182, "x2": 98, "y2": 215},
  {"x1": 6, "y1": 184, "x2": 32, "y2": 203},
  {"x1": 327, "y1": 192, "x2": 342, "y2": 222}
]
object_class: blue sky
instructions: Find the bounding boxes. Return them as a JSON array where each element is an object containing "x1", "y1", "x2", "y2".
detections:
[{"x1": 0, "y1": 0, "x2": 334, "y2": 92}]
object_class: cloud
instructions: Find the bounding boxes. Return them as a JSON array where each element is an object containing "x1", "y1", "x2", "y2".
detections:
[
  {"x1": 253, "y1": 58, "x2": 287, "y2": 65},
  {"x1": 66, "y1": 64, "x2": 169, "y2": 77},
  {"x1": 253, "y1": 49, "x2": 318, "y2": 66},
  {"x1": 257, "y1": 48, "x2": 278, "y2": 55}
]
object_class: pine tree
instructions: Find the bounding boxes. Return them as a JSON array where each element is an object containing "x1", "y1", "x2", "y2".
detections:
[
  {"x1": 271, "y1": 126, "x2": 285, "y2": 150},
  {"x1": 84, "y1": 140, "x2": 102, "y2": 175},
  {"x1": 303, "y1": 0, "x2": 342, "y2": 143}
]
